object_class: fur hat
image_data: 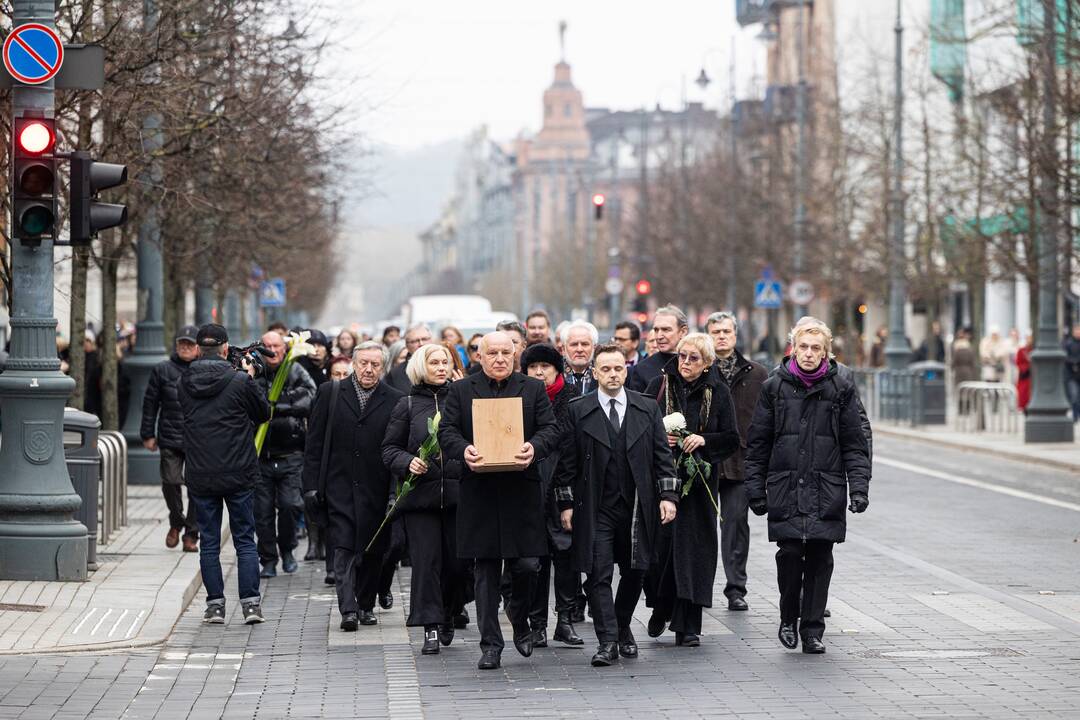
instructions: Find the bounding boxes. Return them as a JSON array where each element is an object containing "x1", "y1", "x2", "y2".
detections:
[{"x1": 520, "y1": 343, "x2": 564, "y2": 373}]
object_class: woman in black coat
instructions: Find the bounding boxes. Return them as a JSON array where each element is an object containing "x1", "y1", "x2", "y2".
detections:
[
  {"x1": 745, "y1": 318, "x2": 870, "y2": 654},
  {"x1": 643, "y1": 333, "x2": 739, "y2": 646},
  {"x1": 302, "y1": 342, "x2": 404, "y2": 630},
  {"x1": 382, "y1": 344, "x2": 466, "y2": 655}
]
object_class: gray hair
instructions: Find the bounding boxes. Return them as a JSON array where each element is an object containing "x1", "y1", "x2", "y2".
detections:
[
  {"x1": 706, "y1": 311, "x2": 738, "y2": 334},
  {"x1": 405, "y1": 323, "x2": 432, "y2": 340},
  {"x1": 354, "y1": 340, "x2": 391, "y2": 375},
  {"x1": 654, "y1": 304, "x2": 688, "y2": 330},
  {"x1": 560, "y1": 319, "x2": 599, "y2": 346},
  {"x1": 495, "y1": 320, "x2": 526, "y2": 339},
  {"x1": 788, "y1": 316, "x2": 834, "y2": 357},
  {"x1": 405, "y1": 343, "x2": 452, "y2": 386}
]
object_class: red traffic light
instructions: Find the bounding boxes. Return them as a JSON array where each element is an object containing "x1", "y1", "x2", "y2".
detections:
[
  {"x1": 635, "y1": 279, "x2": 652, "y2": 295},
  {"x1": 18, "y1": 120, "x2": 54, "y2": 155},
  {"x1": 592, "y1": 193, "x2": 605, "y2": 207}
]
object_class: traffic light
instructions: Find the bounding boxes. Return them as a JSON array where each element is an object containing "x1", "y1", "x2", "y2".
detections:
[
  {"x1": 592, "y1": 192, "x2": 605, "y2": 220},
  {"x1": 635, "y1": 278, "x2": 652, "y2": 296},
  {"x1": 12, "y1": 117, "x2": 58, "y2": 244},
  {"x1": 69, "y1": 150, "x2": 128, "y2": 244},
  {"x1": 632, "y1": 277, "x2": 651, "y2": 320}
]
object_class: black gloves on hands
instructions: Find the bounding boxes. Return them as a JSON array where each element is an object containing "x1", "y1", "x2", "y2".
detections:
[
  {"x1": 749, "y1": 498, "x2": 768, "y2": 516},
  {"x1": 849, "y1": 492, "x2": 869, "y2": 513}
]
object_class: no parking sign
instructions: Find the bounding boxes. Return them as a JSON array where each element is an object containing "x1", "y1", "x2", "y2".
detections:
[{"x1": 3, "y1": 23, "x2": 64, "y2": 85}]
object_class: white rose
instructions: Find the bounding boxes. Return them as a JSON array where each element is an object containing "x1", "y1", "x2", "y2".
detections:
[{"x1": 662, "y1": 412, "x2": 687, "y2": 434}]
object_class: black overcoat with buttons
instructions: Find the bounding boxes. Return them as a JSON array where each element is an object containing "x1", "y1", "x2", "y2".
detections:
[
  {"x1": 302, "y1": 379, "x2": 404, "y2": 554},
  {"x1": 744, "y1": 359, "x2": 871, "y2": 543}
]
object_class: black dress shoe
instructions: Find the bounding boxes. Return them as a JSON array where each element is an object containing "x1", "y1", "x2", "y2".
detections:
[
  {"x1": 552, "y1": 612, "x2": 583, "y2": 645},
  {"x1": 675, "y1": 632, "x2": 700, "y2": 647},
  {"x1": 513, "y1": 630, "x2": 534, "y2": 658},
  {"x1": 647, "y1": 610, "x2": 667, "y2": 638},
  {"x1": 802, "y1": 636, "x2": 826, "y2": 654},
  {"x1": 591, "y1": 642, "x2": 619, "y2": 667},
  {"x1": 617, "y1": 627, "x2": 638, "y2": 658},
  {"x1": 727, "y1": 596, "x2": 749, "y2": 611},
  {"x1": 477, "y1": 649, "x2": 501, "y2": 670},
  {"x1": 359, "y1": 610, "x2": 378, "y2": 626},
  {"x1": 422, "y1": 627, "x2": 440, "y2": 655},
  {"x1": 438, "y1": 624, "x2": 454, "y2": 647},
  {"x1": 324, "y1": 571, "x2": 336, "y2": 586},
  {"x1": 452, "y1": 610, "x2": 469, "y2": 629},
  {"x1": 570, "y1": 596, "x2": 587, "y2": 624},
  {"x1": 531, "y1": 625, "x2": 548, "y2": 648},
  {"x1": 824, "y1": 608, "x2": 831, "y2": 618},
  {"x1": 379, "y1": 591, "x2": 394, "y2": 610},
  {"x1": 340, "y1": 613, "x2": 359, "y2": 632},
  {"x1": 778, "y1": 622, "x2": 798, "y2": 649}
]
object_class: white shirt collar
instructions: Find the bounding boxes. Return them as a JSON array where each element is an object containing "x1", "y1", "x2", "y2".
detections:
[{"x1": 599, "y1": 387, "x2": 626, "y2": 408}]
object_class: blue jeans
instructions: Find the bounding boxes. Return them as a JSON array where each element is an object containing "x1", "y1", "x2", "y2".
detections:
[
  {"x1": 191, "y1": 489, "x2": 261, "y2": 607},
  {"x1": 1067, "y1": 377, "x2": 1080, "y2": 421}
]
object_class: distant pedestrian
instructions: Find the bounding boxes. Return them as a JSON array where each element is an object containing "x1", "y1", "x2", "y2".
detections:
[
  {"x1": 1064, "y1": 324, "x2": 1080, "y2": 421},
  {"x1": 561, "y1": 320, "x2": 598, "y2": 394},
  {"x1": 178, "y1": 324, "x2": 271, "y2": 625},
  {"x1": 297, "y1": 329, "x2": 331, "y2": 387},
  {"x1": 613, "y1": 321, "x2": 644, "y2": 369},
  {"x1": 1016, "y1": 333, "x2": 1034, "y2": 412},
  {"x1": 745, "y1": 317, "x2": 871, "y2": 655},
  {"x1": 328, "y1": 354, "x2": 352, "y2": 381},
  {"x1": 465, "y1": 333, "x2": 483, "y2": 369},
  {"x1": 526, "y1": 310, "x2": 553, "y2": 346},
  {"x1": 388, "y1": 325, "x2": 433, "y2": 394},
  {"x1": 950, "y1": 328, "x2": 979, "y2": 387},
  {"x1": 440, "y1": 325, "x2": 469, "y2": 368},
  {"x1": 380, "y1": 326, "x2": 400, "y2": 348},
  {"x1": 336, "y1": 329, "x2": 359, "y2": 357},
  {"x1": 628, "y1": 305, "x2": 688, "y2": 393},
  {"x1": 979, "y1": 326, "x2": 1009, "y2": 382},
  {"x1": 496, "y1": 320, "x2": 527, "y2": 371},
  {"x1": 141, "y1": 325, "x2": 201, "y2": 552},
  {"x1": 644, "y1": 327, "x2": 658, "y2": 356}
]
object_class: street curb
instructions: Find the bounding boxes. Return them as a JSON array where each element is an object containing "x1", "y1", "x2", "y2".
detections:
[{"x1": 875, "y1": 425, "x2": 1080, "y2": 473}]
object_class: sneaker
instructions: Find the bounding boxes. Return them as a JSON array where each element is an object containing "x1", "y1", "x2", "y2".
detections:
[
  {"x1": 203, "y1": 605, "x2": 225, "y2": 624},
  {"x1": 242, "y1": 604, "x2": 264, "y2": 624}
]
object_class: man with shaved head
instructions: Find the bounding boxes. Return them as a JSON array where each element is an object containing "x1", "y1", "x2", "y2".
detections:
[
  {"x1": 440, "y1": 332, "x2": 561, "y2": 670},
  {"x1": 253, "y1": 330, "x2": 317, "y2": 579}
]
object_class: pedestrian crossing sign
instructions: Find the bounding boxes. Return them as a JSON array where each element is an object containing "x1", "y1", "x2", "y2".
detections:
[
  {"x1": 260, "y1": 278, "x2": 286, "y2": 307},
  {"x1": 754, "y1": 279, "x2": 783, "y2": 309}
]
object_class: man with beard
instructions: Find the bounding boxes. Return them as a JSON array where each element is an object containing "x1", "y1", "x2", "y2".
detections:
[
  {"x1": 627, "y1": 306, "x2": 688, "y2": 393},
  {"x1": 561, "y1": 320, "x2": 598, "y2": 394},
  {"x1": 555, "y1": 343, "x2": 679, "y2": 666},
  {"x1": 440, "y1": 332, "x2": 560, "y2": 670}
]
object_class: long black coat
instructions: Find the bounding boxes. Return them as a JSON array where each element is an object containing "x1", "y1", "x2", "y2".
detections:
[
  {"x1": 302, "y1": 379, "x2": 404, "y2": 554},
  {"x1": 744, "y1": 359, "x2": 871, "y2": 544},
  {"x1": 381, "y1": 382, "x2": 462, "y2": 512},
  {"x1": 626, "y1": 351, "x2": 674, "y2": 393},
  {"x1": 555, "y1": 390, "x2": 679, "y2": 573},
  {"x1": 256, "y1": 362, "x2": 316, "y2": 457},
  {"x1": 536, "y1": 380, "x2": 579, "y2": 551},
  {"x1": 644, "y1": 363, "x2": 740, "y2": 606},
  {"x1": 439, "y1": 371, "x2": 560, "y2": 559},
  {"x1": 140, "y1": 353, "x2": 191, "y2": 450}
]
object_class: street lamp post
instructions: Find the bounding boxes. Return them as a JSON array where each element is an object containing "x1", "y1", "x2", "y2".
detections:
[
  {"x1": 793, "y1": 0, "x2": 809, "y2": 317},
  {"x1": 885, "y1": 0, "x2": 911, "y2": 371}
]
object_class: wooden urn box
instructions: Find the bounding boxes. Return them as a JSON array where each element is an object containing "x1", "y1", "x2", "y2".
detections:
[{"x1": 471, "y1": 397, "x2": 525, "y2": 473}]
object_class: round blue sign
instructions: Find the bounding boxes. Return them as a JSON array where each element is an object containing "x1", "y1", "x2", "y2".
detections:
[{"x1": 3, "y1": 23, "x2": 64, "y2": 85}]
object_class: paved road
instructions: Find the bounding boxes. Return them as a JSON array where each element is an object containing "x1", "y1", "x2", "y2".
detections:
[{"x1": 1, "y1": 434, "x2": 1079, "y2": 719}]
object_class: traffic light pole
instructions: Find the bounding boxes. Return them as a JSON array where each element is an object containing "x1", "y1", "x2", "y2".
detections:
[{"x1": 0, "y1": 0, "x2": 88, "y2": 580}]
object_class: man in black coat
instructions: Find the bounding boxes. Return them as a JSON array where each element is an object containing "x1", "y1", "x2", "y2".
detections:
[
  {"x1": 626, "y1": 305, "x2": 688, "y2": 393},
  {"x1": 178, "y1": 324, "x2": 271, "y2": 625},
  {"x1": 555, "y1": 344, "x2": 680, "y2": 666},
  {"x1": 440, "y1": 331, "x2": 560, "y2": 670},
  {"x1": 254, "y1": 331, "x2": 317, "y2": 578},
  {"x1": 387, "y1": 324, "x2": 433, "y2": 394},
  {"x1": 303, "y1": 341, "x2": 404, "y2": 629},
  {"x1": 745, "y1": 318, "x2": 871, "y2": 654},
  {"x1": 706, "y1": 312, "x2": 768, "y2": 611},
  {"x1": 141, "y1": 324, "x2": 200, "y2": 552}
]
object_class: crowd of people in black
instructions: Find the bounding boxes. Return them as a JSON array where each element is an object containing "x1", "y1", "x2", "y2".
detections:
[{"x1": 140, "y1": 305, "x2": 873, "y2": 668}]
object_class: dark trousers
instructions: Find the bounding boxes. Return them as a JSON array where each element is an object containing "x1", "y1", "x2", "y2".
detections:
[
  {"x1": 474, "y1": 557, "x2": 538, "y2": 652},
  {"x1": 333, "y1": 548, "x2": 381, "y2": 616},
  {"x1": 378, "y1": 518, "x2": 407, "y2": 597},
  {"x1": 403, "y1": 509, "x2": 464, "y2": 627},
  {"x1": 160, "y1": 448, "x2": 197, "y2": 537},
  {"x1": 190, "y1": 490, "x2": 260, "y2": 606},
  {"x1": 587, "y1": 506, "x2": 644, "y2": 643},
  {"x1": 529, "y1": 546, "x2": 579, "y2": 628},
  {"x1": 255, "y1": 454, "x2": 304, "y2": 565},
  {"x1": 776, "y1": 539, "x2": 834, "y2": 640},
  {"x1": 717, "y1": 480, "x2": 750, "y2": 599}
]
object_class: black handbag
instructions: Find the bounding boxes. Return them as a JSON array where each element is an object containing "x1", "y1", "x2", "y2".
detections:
[{"x1": 306, "y1": 379, "x2": 339, "y2": 528}]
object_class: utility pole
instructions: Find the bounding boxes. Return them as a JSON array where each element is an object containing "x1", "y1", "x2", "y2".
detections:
[
  {"x1": 793, "y1": 0, "x2": 809, "y2": 317},
  {"x1": 885, "y1": 0, "x2": 911, "y2": 371},
  {"x1": 0, "y1": 0, "x2": 87, "y2": 580},
  {"x1": 1025, "y1": 0, "x2": 1075, "y2": 443},
  {"x1": 120, "y1": 0, "x2": 168, "y2": 485}
]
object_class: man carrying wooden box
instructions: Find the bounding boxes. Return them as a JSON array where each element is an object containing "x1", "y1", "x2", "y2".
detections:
[{"x1": 440, "y1": 331, "x2": 561, "y2": 670}]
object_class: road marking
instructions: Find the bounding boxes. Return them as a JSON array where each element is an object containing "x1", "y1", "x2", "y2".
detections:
[
  {"x1": 90, "y1": 608, "x2": 113, "y2": 636},
  {"x1": 70, "y1": 607, "x2": 97, "y2": 635},
  {"x1": 108, "y1": 609, "x2": 128, "y2": 637},
  {"x1": 876, "y1": 456, "x2": 1080, "y2": 513},
  {"x1": 125, "y1": 610, "x2": 144, "y2": 639}
]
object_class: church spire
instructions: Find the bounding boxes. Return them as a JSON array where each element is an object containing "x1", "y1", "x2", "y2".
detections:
[{"x1": 559, "y1": 20, "x2": 567, "y2": 63}]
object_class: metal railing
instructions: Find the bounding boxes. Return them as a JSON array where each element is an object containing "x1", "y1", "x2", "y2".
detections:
[
  {"x1": 954, "y1": 382, "x2": 1022, "y2": 434},
  {"x1": 98, "y1": 431, "x2": 128, "y2": 544}
]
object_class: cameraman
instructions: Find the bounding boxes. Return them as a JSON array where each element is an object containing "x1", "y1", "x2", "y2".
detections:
[
  {"x1": 178, "y1": 324, "x2": 271, "y2": 625},
  {"x1": 255, "y1": 331, "x2": 317, "y2": 578}
]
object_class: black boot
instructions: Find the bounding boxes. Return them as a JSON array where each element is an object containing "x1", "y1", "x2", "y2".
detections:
[
  {"x1": 531, "y1": 623, "x2": 548, "y2": 648},
  {"x1": 552, "y1": 612, "x2": 583, "y2": 646},
  {"x1": 591, "y1": 642, "x2": 619, "y2": 667},
  {"x1": 422, "y1": 626, "x2": 440, "y2": 655}
]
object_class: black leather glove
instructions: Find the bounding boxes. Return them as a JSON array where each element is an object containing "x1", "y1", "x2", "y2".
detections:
[
  {"x1": 849, "y1": 492, "x2": 869, "y2": 513},
  {"x1": 749, "y1": 498, "x2": 768, "y2": 516}
]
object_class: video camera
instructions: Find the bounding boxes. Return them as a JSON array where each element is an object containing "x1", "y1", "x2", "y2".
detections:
[{"x1": 227, "y1": 341, "x2": 274, "y2": 378}]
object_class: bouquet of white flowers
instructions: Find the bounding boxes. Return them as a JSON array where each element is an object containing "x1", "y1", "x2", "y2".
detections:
[{"x1": 661, "y1": 411, "x2": 721, "y2": 516}]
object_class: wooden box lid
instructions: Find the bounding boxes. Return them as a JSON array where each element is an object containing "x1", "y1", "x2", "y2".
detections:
[{"x1": 471, "y1": 397, "x2": 524, "y2": 473}]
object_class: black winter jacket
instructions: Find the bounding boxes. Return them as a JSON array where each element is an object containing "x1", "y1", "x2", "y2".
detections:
[
  {"x1": 178, "y1": 359, "x2": 271, "y2": 496},
  {"x1": 744, "y1": 359, "x2": 871, "y2": 543},
  {"x1": 140, "y1": 353, "x2": 191, "y2": 450},
  {"x1": 381, "y1": 382, "x2": 463, "y2": 512},
  {"x1": 256, "y1": 362, "x2": 317, "y2": 457}
]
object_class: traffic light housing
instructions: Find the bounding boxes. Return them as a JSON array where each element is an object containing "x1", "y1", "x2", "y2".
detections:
[
  {"x1": 592, "y1": 193, "x2": 605, "y2": 220},
  {"x1": 69, "y1": 150, "x2": 127, "y2": 244},
  {"x1": 12, "y1": 117, "x2": 58, "y2": 244},
  {"x1": 632, "y1": 277, "x2": 651, "y2": 320}
]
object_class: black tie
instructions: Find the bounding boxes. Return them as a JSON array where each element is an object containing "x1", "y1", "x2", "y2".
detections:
[{"x1": 608, "y1": 398, "x2": 620, "y2": 430}]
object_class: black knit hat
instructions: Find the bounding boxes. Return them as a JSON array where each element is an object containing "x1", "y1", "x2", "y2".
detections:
[
  {"x1": 196, "y1": 323, "x2": 228, "y2": 347},
  {"x1": 521, "y1": 343, "x2": 564, "y2": 373}
]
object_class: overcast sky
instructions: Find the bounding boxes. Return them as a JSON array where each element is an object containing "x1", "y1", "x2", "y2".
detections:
[{"x1": 326, "y1": 0, "x2": 767, "y2": 152}]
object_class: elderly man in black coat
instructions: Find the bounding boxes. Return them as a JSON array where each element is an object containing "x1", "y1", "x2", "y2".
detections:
[
  {"x1": 303, "y1": 341, "x2": 404, "y2": 630},
  {"x1": 555, "y1": 344, "x2": 680, "y2": 667},
  {"x1": 745, "y1": 317, "x2": 871, "y2": 655},
  {"x1": 440, "y1": 331, "x2": 560, "y2": 670}
]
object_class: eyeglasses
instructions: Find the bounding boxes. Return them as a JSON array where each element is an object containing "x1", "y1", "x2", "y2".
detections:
[
  {"x1": 678, "y1": 352, "x2": 703, "y2": 363},
  {"x1": 468, "y1": 344, "x2": 479, "y2": 351}
]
